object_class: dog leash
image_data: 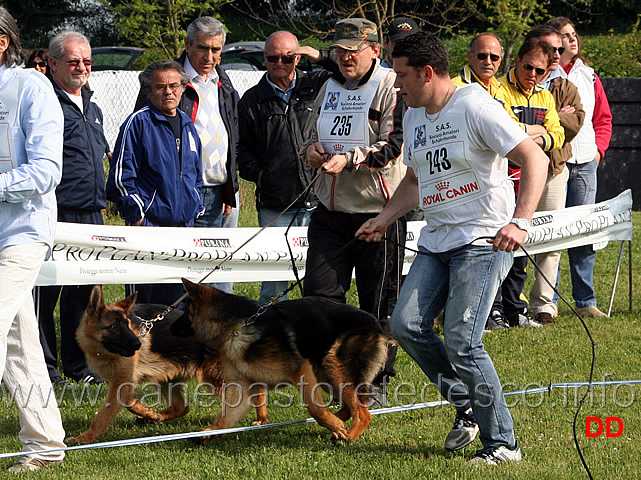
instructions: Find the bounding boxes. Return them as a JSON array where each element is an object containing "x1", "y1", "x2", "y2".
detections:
[
  {"x1": 136, "y1": 169, "x2": 324, "y2": 337},
  {"x1": 239, "y1": 235, "x2": 362, "y2": 331}
]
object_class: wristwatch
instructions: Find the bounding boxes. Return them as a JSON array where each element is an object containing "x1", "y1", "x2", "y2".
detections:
[{"x1": 510, "y1": 218, "x2": 531, "y2": 232}]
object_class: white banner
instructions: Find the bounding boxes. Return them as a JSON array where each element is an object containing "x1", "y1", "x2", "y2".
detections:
[{"x1": 36, "y1": 190, "x2": 633, "y2": 286}]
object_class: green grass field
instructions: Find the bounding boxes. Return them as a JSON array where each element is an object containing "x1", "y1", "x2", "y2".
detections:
[{"x1": 0, "y1": 189, "x2": 638, "y2": 479}]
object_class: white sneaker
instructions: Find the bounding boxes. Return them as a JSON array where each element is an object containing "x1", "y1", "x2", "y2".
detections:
[
  {"x1": 445, "y1": 408, "x2": 479, "y2": 451},
  {"x1": 468, "y1": 441, "x2": 522, "y2": 465},
  {"x1": 518, "y1": 313, "x2": 543, "y2": 328},
  {"x1": 6, "y1": 455, "x2": 63, "y2": 473}
]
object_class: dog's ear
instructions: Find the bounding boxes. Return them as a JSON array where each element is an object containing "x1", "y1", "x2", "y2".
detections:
[
  {"x1": 181, "y1": 278, "x2": 208, "y2": 299},
  {"x1": 115, "y1": 291, "x2": 138, "y2": 313},
  {"x1": 86, "y1": 285, "x2": 105, "y2": 315}
]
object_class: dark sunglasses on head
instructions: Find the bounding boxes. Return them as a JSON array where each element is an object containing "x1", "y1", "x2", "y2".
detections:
[
  {"x1": 265, "y1": 55, "x2": 296, "y2": 64},
  {"x1": 522, "y1": 63, "x2": 546, "y2": 76},
  {"x1": 477, "y1": 53, "x2": 501, "y2": 62},
  {"x1": 33, "y1": 61, "x2": 47, "y2": 68},
  {"x1": 551, "y1": 46, "x2": 566, "y2": 55}
]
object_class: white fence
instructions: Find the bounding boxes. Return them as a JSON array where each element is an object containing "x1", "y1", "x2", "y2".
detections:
[{"x1": 90, "y1": 70, "x2": 264, "y2": 149}]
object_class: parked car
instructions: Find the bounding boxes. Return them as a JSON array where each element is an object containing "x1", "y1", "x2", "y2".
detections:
[
  {"x1": 92, "y1": 47, "x2": 145, "y2": 71},
  {"x1": 220, "y1": 41, "x2": 265, "y2": 71},
  {"x1": 220, "y1": 41, "x2": 316, "y2": 71}
]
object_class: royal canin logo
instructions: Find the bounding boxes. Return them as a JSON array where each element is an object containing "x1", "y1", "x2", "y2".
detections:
[
  {"x1": 435, "y1": 181, "x2": 450, "y2": 191},
  {"x1": 334, "y1": 144, "x2": 345, "y2": 152}
]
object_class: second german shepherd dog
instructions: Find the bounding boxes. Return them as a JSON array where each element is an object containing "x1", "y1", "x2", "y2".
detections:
[
  {"x1": 68, "y1": 285, "x2": 268, "y2": 444},
  {"x1": 171, "y1": 279, "x2": 389, "y2": 442}
]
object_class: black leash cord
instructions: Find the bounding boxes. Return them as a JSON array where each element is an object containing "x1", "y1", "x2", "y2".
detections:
[{"x1": 519, "y1": 244, "x2": 596, "y2": 480}]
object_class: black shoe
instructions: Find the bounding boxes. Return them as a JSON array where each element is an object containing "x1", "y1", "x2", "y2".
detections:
[
  {"x1": 485, "y1": 310, "x2": 510, "y2": 331},
  {"x1": 69, "y1": 370, "x2": 105, "y2": 385},
  {"x1": 78, "y1": 373, "x2": 105, "y2": 385},
  {"x1": 50, "y1": 376, "x2": 71, "y2": 388}
]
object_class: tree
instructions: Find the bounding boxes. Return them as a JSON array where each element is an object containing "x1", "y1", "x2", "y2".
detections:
[
  {"x1": 111, "y1": 0, "x2": 228, "y2": 59},
  {"x1": 226, "y1": 0, "x2": 475, "y2": 43},
  {"x1": 1, "y1": 0, "x2": 76, "y2": 48}
]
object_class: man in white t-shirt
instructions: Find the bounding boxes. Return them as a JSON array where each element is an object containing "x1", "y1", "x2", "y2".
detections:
[{"x1": 356, "y1": 32, "x2": 549, "y2": 465}]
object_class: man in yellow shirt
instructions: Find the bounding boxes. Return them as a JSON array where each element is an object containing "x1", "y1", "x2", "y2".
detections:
[{"x1": 452, "y1": 33, "x2": 504, "y2": 98}]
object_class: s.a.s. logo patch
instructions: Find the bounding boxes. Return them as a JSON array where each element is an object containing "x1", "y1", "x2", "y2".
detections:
[
  {"x1": 414, "y1": 124, "x2": 426, "y2": 148},
  {"x1": 324, "y1": 92, "x2": 340, "y2": 111}
]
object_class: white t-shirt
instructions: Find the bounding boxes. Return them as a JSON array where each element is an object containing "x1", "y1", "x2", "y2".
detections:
[{"x1": 403, "y1": 84, "x2": 528, "y2": 253}]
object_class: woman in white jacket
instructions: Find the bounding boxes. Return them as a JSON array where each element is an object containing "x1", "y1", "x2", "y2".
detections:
[{"x1": 546, "y1": 17, "x2": 613, "y2": 317}]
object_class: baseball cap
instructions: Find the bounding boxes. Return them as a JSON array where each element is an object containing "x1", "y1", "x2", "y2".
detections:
[
  {"x1": 387, "y1": 17, "x2": 419, "y2": 42},
  {"x1": 330, "y1": 18, "x2": 379, "y2": 50}
]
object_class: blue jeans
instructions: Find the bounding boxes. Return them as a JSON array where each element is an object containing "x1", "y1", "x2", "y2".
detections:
[
  {"x1": 389, "y1": 245, "x2": 516, "y2": 449},
  {"x1": 195, "y1": 185, "x2": 226, "y2": 228},
  {"x1": 257, "y1": 207, "x2": 314, "y2": 304},
  {"x1": 565, "y1": 161, "x2": 598, "y2": 307},
  {"x1": 195, "y1": 185, "x2": 233, "y2": 294}
]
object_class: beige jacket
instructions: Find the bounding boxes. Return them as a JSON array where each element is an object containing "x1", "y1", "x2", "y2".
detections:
[{"x1": 305, "y1": 60, "x2": 406, "y2": 214}]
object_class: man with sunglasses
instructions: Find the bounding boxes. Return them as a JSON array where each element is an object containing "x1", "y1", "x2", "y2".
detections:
[
  {"x1": 452, "y1": 32, "x2": 505, "y2": 98},
  {"x1": 238, "y1": 31, "x2": 340, "y2": 305},
  {"x1": 488, "y1": 37, "x2": 565, "y2": 330},
  {"x1": 304, "y1": 18, "x2": 405, "y2": 406},
  {"x1": 521, "y1": 25, "x2": 585, "y2": 325},
  {"x1": 34, "y1": 31, "x2": 109, "y2": 386},
  {"x1": 497, "y1": 37, "x2": 564, "y2": 151}
]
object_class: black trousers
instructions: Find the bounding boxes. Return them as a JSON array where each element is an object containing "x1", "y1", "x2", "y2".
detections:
[
  {"x1": 303, "y1": 204, "x2": 402, "y2": 385},
  {"x1": 35, "y1": 209, "x2": 103, "y2": 380},
  {"x1": 492, "y1": 255, "x2": 529, "y2": 325},
  {"x1": 125, "y1": 283, "x2": 186, "y2": 306}
]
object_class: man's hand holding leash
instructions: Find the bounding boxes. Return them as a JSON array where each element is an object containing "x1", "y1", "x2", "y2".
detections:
[{"x1": 306, "y1": 142, "x2": 347, "y2": 177}]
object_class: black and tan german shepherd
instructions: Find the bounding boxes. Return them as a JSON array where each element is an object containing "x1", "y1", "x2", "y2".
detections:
[
  {"x1": 171, "y1": 279, "x2": 389, "y2": 442},
  {"x1": 68, "y1": 285, "x2": 268, "y2": 444}
]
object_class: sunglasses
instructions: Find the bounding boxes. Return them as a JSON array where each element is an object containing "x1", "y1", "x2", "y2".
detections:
[
  {"x1": 64, "y1": 59, "x2": 93, "y2": 67},
  {"x1": 265, "y1": 55, "x2": 296, "y2": 64},
  {"x1": 477, "y1": 53, "x2": 501, "y2": 62},
  {"x1": 522, "y1": 63, "x2": 546, "y2": 76},
  {"x1": 551, "y1": 46, "x2": 566, "y2": 55},
  {"x1": 33, "y1": 61, "x2": 47, "y2": 68}
]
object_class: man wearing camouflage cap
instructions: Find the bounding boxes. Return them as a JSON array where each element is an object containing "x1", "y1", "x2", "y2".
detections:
[{"x1": 304, "y1": 18, "x2": 405, "y2": 405}]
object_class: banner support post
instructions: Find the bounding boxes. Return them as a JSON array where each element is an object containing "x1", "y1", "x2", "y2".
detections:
[
  {"x1": 629, "y1": 240, "x2": 633, "y2": 313},
  {"x1": 608, "y1": 241, "x2": 626, "y2": 317}
]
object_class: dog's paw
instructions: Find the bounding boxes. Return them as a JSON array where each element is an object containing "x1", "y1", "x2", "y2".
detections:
[
  {"x1": 190, "y1": 433, "x2": 220, "y2": 444},
  {"x1": 135, "y1": 415, "x2": 161, "y2": 425},
  {"x1": 329, "y1": 426, "x2": 350, "y2": 443},
  {"x1": 66, "y1": 434, "x2": 94, "y2": 445},
  {"x1": 251, "y1": 419, "x2": 269, "y2": 426}
]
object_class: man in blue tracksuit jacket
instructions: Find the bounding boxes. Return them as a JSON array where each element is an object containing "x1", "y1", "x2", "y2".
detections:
[
  {"x1": 107, "y1": 60, "x2": 203, "y2": 304},
  {"x1": 106, "y1": 106, "x2": 203, "y2": 227}
]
